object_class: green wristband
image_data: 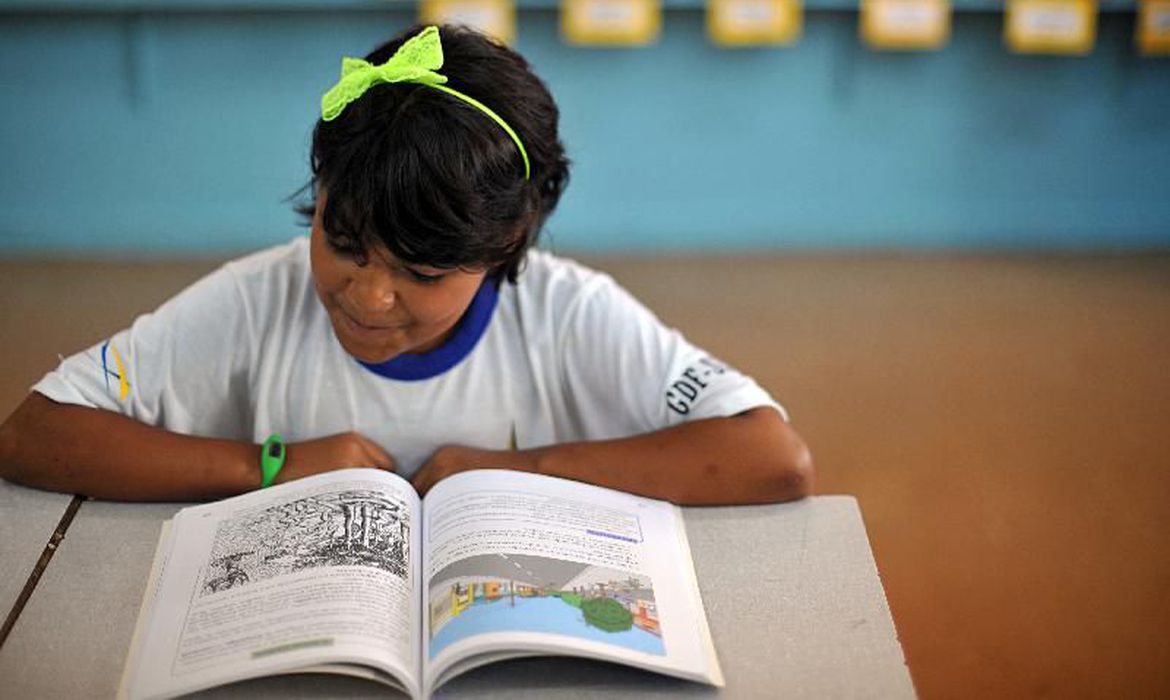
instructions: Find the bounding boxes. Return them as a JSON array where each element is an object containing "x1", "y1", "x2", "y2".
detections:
[{"x1": 260, "y1": 433, "x2": 286, "y2": 488}]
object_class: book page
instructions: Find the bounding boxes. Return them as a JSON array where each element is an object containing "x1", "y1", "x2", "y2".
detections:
[
  {"x1": 121, "y1": 469, "x2": 423, "y2": 700},
  {"x1": 421, "y1": 470, "x2": 723, "y2": 692}
]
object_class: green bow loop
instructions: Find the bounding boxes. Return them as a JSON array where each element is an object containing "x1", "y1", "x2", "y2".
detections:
[
  {"x1": 318, "y1": 25, "x2": 531, "y2": 179},
  {"x1": 321, "y1": 26, "x2": 449, "y2": 122}
]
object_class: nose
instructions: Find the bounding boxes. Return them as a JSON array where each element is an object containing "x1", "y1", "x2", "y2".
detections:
[{"x1": 344, "y1": 265, "x2": 396, "y2": 316}]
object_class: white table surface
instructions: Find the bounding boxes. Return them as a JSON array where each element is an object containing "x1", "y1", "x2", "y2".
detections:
[
  {"x1": 0, "y1": 492, "x2": 915, "y2": 699},
  {"x1": 0, "y1": 481, "x2": 74, "y2": 617}
]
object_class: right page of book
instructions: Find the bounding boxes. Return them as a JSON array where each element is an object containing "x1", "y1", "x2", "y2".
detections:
[{"x1": 420, "y1": 469, "x2": 724, "y2": 692}]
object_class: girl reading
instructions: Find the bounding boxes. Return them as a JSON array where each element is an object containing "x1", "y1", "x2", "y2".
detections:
[{"x1": 0, "y1": 24, "x2": 812, "y2": 504}]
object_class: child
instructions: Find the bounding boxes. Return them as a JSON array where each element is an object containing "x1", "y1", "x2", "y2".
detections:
[{"x1": 0, "y1": 24, "x2": 811, "y2": 504}]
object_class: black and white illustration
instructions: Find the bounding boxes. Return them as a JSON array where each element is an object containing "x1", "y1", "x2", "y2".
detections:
[{"x1": 198, "y1": 489, "x2": 410, "y2": 596}]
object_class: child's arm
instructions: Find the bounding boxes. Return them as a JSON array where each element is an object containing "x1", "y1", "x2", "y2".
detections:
[
  {"x1": 0, "y1": 393, "x2": 395, "y2": 501},
  {"x1": 411, "y1": 406, "x2": 813, "y2": 505}
]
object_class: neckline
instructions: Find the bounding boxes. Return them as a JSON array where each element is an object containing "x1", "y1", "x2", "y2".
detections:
[{"x1": 357, "y1": 280, "x2": 499, "y2": 381}]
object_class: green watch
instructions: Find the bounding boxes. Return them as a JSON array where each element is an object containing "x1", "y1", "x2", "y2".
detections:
[{"x1": 260, "y1": 433, "x2": 286, "y2": 488}]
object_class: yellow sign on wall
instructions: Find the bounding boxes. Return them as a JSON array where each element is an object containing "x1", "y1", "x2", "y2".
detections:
[
  {"x1": 420, "y1": 0, "x2": 517, "y2": 45},
  {"x1": 861, "y1": 0, "x2": 951, "y2": 50},
  {"x1": 1137, "y1": 0, "x2": 1170, "y2": 54},
  {"x1": 1004, "y1": 0, "x2": 1097, "y2": 55},
  {"x1": 562, "y1": 0, "x2": 662, "y2": 46},
  {"x1": 707, "y1": 0, "x2": 803, "y2": 46}
]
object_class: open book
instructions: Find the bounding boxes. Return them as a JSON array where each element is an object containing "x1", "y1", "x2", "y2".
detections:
[{"x1": 118, "y1": 468, "x2": 724, "y2": 699}]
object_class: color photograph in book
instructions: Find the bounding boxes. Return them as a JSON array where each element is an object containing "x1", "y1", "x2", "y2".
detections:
[{"x1": 427, "y1": 553, "x2": 664, "y2": 658}]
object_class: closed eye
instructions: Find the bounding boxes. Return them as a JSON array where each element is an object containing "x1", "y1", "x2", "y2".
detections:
[
  {"x1": 326, "y1": 234, "x2": 369, "y2": 264},
  {"x1": 406, "y1": 268, "x2": 445, "y2": 284}
]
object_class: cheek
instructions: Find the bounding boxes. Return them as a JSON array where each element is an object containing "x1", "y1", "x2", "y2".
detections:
[
  {"x1": 309, "y1": 243, "x2": 344, "y2": 299},
  {"x1": 410, "y1": 278, "x2": 485, "y2": 327},
  {"x1": 311, "y1": 274, "x2": 335, "y2": 310},
  {"x1": 407, "y1": 291, "x2": 464, "y2": 326}
]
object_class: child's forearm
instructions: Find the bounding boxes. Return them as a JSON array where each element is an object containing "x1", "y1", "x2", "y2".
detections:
[
  {"x1": 0, "y1": 393, "x2": 258, "y2": 501},
  {"x1": 530, "y1": 408, "x2": 814, "y2": 505},
  {"x1": 414, "y1": 407, "x2": 814, "y2": 505}
]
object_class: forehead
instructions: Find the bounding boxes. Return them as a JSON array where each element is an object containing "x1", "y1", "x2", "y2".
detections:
[
  {"x1": 312, "y1": 184, "x2": 499, "y2": 275},
  {"x1": 313, "y1": 194, "x2": 405, "y2": 258}
]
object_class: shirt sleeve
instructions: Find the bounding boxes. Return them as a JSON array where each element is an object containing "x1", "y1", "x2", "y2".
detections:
[
  {"x1": 32, "y1": 263, "x2": 256, "y2": 441},
  {"x1": 555, "y1": 273, "x2": 786, "y2": 440}
]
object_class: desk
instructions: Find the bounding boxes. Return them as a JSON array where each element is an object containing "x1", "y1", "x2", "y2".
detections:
[
  {"x1": 0, "y1": 481, "x2": 74, "y2": 616},
  {"x1": 0, "y1": 490, "x2": 915, "y2": 698}
]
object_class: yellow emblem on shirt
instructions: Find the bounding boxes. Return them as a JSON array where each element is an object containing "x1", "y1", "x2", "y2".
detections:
[{"x1": 100, "y1": 340, "x2": 131, "y2": 401}]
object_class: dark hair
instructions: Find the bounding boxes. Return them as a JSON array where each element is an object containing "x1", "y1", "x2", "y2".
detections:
[{"x1": 296, "y1": 24, "x2": 570, "y2": 284}]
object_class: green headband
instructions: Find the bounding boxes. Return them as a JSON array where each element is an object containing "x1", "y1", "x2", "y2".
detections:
[{"x1": 321, "y1": 25, "x2": 531, "y2": 180}]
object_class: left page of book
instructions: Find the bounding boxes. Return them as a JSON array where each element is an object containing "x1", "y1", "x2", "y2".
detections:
[{"x1": 120, "y1": 468, "x2": 423, "y2": 700}]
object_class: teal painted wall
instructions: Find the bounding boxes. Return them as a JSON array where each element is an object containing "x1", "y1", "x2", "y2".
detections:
[{"x1": 1, "y1": 5, "x2": 1167, "y2": 254}]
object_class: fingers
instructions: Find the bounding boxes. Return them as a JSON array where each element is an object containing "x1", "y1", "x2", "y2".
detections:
[
  {"x1": 409, "y1": 470, "x2": 428, "y2": 496},
  {"x1": 281, "y1": 432, "x2": 396, "y2": 484},
  {"x1": 410, "y1": 446, "x2": 497, "y2": 496},
  {"x1": 411, "y1": 445, "x2": 459, "y2": 497},
  {"x1": 410, "y1": 463, "x2": 438, "y2": 497},
  {"x1": 348, "y1": 432, "x2": 396, "y2": 472}
]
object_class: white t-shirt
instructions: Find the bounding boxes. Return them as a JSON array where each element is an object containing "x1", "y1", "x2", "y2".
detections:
[{"x1": 33, "y1": 238, "x2": 785, "y2": 476}]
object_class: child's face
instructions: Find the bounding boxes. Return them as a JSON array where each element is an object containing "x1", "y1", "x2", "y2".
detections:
[{"x1": 309, "y1": 195, "x2": 487, "y2": 364}]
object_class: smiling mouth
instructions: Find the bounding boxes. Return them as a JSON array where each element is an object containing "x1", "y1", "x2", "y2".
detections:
[{"x1": 337, "y1": 307, "x2": 407, "y2": 334}]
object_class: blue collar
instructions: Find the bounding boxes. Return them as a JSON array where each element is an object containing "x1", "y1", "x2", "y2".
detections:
[{"x1": 357, "y1": 279, "x2": 499, "y2": 381}]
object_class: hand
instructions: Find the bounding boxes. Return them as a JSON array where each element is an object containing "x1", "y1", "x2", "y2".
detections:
[
  {"x1": 277, "y1": 432, "x2": 396, "y2": 485},
  {"x1": 411, "y1": 445, "x2": 537, "y2": 497}
]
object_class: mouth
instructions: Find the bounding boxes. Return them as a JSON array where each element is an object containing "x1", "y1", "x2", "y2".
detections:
[{"x1": 336, "y1": 305, "x2": 408, "y2": 338}]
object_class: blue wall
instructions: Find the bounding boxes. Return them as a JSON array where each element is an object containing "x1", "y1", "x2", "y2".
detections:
[{"x1": 1, "y1": 3, "x2": 1168, "y2": 254}]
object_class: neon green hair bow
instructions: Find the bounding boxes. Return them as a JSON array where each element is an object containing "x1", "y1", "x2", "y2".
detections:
[{"x1": 320, "y1": 25, "x2": 531, "y2": 180}]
